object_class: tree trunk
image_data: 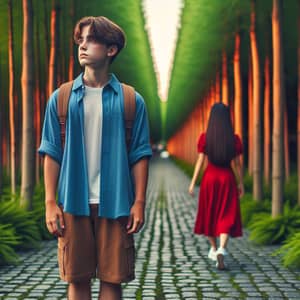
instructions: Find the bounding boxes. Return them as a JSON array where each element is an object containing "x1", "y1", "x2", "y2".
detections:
[
  {"x1": 20, "y1": 0, "x2": 35, "y2": 209},
  {"x1": 0, "y1": 57, "x2": 2, "y2": 197},
  {"x1": 248, "y1": 56, "x2": 253, "y2": 175},
  {"x1": 272, "y1": 0, "x2": 284, "y2": 217},
  {"x1": 8, "y1": 0, "x2": 16, "y2": 195},
  {"x1": 35, "y1": 15, "x2": 42, "y2": 184},
  {"x1": 48, "y1": 0, "x2": 60, "y2": 96},
  {"x1": 68, "y1": 0, "x2": 75, "y2": 81},
  {"x1": 264, "y1": 56, "x2": 271, "y2": 186},
  {"x1": 298, "y1": 13, "x2": 300, "y2": 206},
  {"x1": 250, "y1": 0, "x2": 263, "y2": 201},
  {"x1": 222, "y1": 51, "x2": 229, "y2": 105},
  {"x1": 234, "y1": 33, "x2": 243, "y2": 145},
  {"x1": 284, "y1": 103, "x2": 290, "y2": 181},
  {"x1": 215, "y1": 71, "x2": 220, "y2": 102}
]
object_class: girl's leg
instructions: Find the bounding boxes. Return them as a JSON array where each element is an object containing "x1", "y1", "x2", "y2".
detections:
[
  {"x1": 207, "y1": 236, "x2": 217, "y2": 250},
  {"x1": 216, "y1": 233, "x2": 229, "y2": 270},
  {"x1": 219, "y1": 233, "x2": 229, "y2": 249}
]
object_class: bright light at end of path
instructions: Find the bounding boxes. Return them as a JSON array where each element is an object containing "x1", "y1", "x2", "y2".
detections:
[{"x1": 142, "y1": 0, "x2": 183, "y2": 101}]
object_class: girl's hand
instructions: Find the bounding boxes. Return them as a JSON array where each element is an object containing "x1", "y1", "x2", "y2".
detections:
[
  {"x1": 238, "y1": 183, "x2": 245, "y2": 197},
  {"x1": 188, "y1": 184, "x2": 195, "y2": 196}
]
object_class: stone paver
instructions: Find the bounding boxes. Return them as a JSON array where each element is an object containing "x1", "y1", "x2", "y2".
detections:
[{"x1": 0, "y1": 157, "x2": 300, "y2": 299}]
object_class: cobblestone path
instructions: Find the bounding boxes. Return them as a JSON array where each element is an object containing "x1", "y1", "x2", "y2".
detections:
[{"x1": 0, "y1": 157, "x2": 300, "y2": 299}]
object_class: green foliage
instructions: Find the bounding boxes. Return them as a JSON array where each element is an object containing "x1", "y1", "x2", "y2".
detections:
[
  {"x1": 284, "y1": 174, "x2": 298, "y2": 207},
  {"x1": 240, "y1": 193, "x2": 271, "y2": 227},
  {"x1": 243, "y1": 173, "x2": 253, "y2": 193},
  {"x1": 249, "y1": 206, "x2": 300, "y2": 245},
  {"x1": 0, "y1": 224, "x2": 20, "y2": 265},
  {"x1": 0, "y1": 200, "x2": 41, "y2": 250},
  {"x1": 32, "y1": 183, "x2": 52, "y2": 240},
  {"x1": 275, "y1": 232, "x2": 300, "y2": 269}
]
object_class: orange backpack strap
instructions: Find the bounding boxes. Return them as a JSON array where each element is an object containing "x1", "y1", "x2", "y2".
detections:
[
  {"x1": 57, "y1": 81, "x2": 73, "y2": 149},
  {"x1": 122, "y1": 83, "x2": 136, "y2": 150}
]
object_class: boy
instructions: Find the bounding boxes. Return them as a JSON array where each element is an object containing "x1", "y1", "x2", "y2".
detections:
[{"x1": 38, "y1": 16, "x2": 152, "y2": 300}]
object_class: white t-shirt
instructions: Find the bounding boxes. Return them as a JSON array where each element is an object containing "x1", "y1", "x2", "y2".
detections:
[{"x1": 83, "y1": 85, "x2": 103, "y2": 204}]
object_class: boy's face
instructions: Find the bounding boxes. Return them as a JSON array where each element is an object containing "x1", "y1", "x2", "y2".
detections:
[{"x1": 77, "y1": 25, "x2": 117, "y2": 68}]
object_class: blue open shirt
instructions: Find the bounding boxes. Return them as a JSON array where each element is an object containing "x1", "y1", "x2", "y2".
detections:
[{"x1": 38, "y1": 73, "x2": 152, "y2": 218}]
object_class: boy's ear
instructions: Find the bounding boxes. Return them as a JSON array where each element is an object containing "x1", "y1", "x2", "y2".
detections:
[{"x1": 107, "y1": 45, "x2": 118, "y2": 58}]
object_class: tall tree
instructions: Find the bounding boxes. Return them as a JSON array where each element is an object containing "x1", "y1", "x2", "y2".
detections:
[
  {"x1": 298, "y1": 10, "x2": 300, "y2": 206},
  {"x1": 48, "y1": 0, "x2": 60, "y2": 96},
  {"x1": 221, "y1": 51, "x2": 229, "y2": 105},
  {"x1": 34, "y1": 21, "x2": 42, "y2": 184},
  {"x1": 284, "y1": 103, "x2": 290, "y2": 181},
  {"x1": 248, "y1": 56, "x2": 253, "y2": 175},
  {"x1": 250, "y1": 0, "x2": 263, "y2": 201},
  {"x1": 264, "y1": 56, "x2": 271, "y2": 185},
  {"x1": 272, "y1": 0, "x2": 285, "y2": 217},
  {"x1": 20, "y1": 0, "x2": 35, "y2": 209},
  {"x1": 8, "y1": 0, "x2": 16, "y2": 194},
  {"x1": 215, "y1": 71, "x2": 220, "y2": 101},
  {"x1": 0, "y1": 54, "x2": 2, "y2": 197},
  {"x1": 234, "y1": 32, "x2": 243, "y2": 152},
  {"x1": 68, "y1": 0, "x2": 75, "y2": 81}
]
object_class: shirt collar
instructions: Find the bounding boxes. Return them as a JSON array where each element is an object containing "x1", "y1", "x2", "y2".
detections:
[{"x1": 72, "y1": 72, "x2": 120, "y2": 94}]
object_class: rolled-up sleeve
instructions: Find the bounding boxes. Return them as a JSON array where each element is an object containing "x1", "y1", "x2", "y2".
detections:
[
  {"x1": 128, "y1": 92, "x2": 152, "y2": 166},
  {"x1": 38, "y1": 89, "x2": 63, "y2": 164}
]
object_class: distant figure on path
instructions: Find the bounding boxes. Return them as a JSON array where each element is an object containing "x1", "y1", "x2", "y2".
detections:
[
  {"x1": 38, "y1": 16, "x2": 152, "y2": 299},
  {"x1": 189, "y1": 103, "x2": 244, "y2": 270}
]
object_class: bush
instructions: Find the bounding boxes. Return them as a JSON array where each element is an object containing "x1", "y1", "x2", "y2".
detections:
[
  {"x1": 0, "y1": 224, "x2": 20, "y2": 265},
  {"x1": 284, "y1": 174, "x2": 298, "y2": 207},
  {"x1": 240, "y1": 194, "x2": 271, "y2": 227},
  {"x1": 274, "y1": 232, "x2": 300, "y2": 269},
  {"x1": 32, "y1": 183, "x2": 52, "y2": 240},
  {"x1": 249, "y1": 206, "x2": 300, "y2": 245},
  {"x1": 0, "y1": 200, "x2": 41, "y2": 250},
  {"x1": 243, "y1": 173, "x2": 253, "y2": 193}
]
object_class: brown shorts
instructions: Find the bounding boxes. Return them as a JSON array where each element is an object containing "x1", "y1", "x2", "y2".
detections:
[{"x1": 57, "y1": 205, "x2": 135, "y2": 284}]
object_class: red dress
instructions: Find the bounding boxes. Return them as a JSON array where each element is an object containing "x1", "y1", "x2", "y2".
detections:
[{"x1": 194, "y1": 133, "x2": 243, "y2": 237}]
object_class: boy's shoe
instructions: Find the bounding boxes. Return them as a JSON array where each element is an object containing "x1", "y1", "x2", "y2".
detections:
[
  {"x1": 216, "y1": 247, "x2": 228, "y2": 270},
  {"x1": 208, "y1": 248, "x2": 217, "y2": 261}
]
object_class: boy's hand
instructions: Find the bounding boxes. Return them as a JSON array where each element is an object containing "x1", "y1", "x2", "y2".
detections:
[
  {"x1": 45, "y1": 201, "x2": 65, "y2": 237},
  {"x1": 127, "y1": 201, "x2": 145, "y2": 234}
]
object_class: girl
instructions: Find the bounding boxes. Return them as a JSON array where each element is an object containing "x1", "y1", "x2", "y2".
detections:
[{"x1": 189, "y1": 103, "x2": 244, "y2": 270}]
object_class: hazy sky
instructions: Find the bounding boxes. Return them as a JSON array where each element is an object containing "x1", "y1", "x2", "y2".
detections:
[{"x1": 143, "y1": 0, "x2": 183, "y2": 101}]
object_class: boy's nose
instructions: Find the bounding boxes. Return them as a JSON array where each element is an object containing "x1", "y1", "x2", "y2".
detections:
[{"x1": 79, "y1": 40, "x2": 87, "y2": 50}]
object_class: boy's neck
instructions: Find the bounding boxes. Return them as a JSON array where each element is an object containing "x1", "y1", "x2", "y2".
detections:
[{"x1": 83, "y1": 68, "x2": 110, "y2": 88}]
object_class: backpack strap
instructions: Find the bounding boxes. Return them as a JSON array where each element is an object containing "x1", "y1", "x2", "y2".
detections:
[
  {"x1": 57, "y1": 81, "x2": 136, "y2": 151},
  {"x1": 57, "y1": 81, "x2": 73, "y2": 149},
  {"x1": 122, "y1": 83, "x2": 136, "y2": 151}
]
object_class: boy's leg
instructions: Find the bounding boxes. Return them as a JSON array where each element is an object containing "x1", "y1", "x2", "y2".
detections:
[
  {"x1": 99, "y1": 281, "x2": 122, "y2": 300},
  {"x1": 68, "y1": 280, "x2": 91, "y2": 300}
]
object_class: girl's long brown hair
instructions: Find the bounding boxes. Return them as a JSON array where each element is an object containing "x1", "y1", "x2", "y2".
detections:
[{"x1": 206, "y1": 103, "x2": 235, "y2": 166}]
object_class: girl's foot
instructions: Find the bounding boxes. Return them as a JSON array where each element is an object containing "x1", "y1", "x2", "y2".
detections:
[
  {"x1": 208, "y1": 247, "x2": 217, "y2": 261},
  {"x1": 216, "y1": 247, "x2": 227, "y2": 270}
]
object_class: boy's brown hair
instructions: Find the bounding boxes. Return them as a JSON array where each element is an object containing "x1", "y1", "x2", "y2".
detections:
[{"x1": 74, "y1": 16, "x2": 126, "y2": 62}]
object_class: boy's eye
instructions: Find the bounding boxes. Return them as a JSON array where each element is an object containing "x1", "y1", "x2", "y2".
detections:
[{"x1": 88, "y1": 36, "x2": 97, "y2": 42}]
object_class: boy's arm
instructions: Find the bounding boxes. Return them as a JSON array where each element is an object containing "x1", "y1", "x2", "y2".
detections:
[
  {"x1": 188, "y1": 153, "x2": 205, "y2": 196},
  {"x1": 127, "y1": 158, "x2": 149, "y2": 234},
  {"x1": 44, "y1": 155, "x2": 65, "y2": 236}
]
